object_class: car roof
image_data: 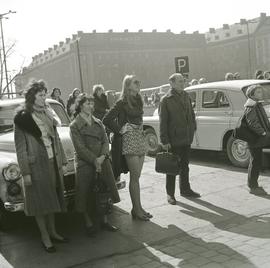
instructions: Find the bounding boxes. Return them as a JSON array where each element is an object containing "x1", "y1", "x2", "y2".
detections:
[
  {"x1": 0, "y1": 97, "x2": 60, "y2": 107},
  {"x1": 185, "y1": 80, "x2": 270, "y2": 91}
]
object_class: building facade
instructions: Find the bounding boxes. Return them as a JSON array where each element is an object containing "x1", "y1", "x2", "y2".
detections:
[{"x1": 15, "y1": 30, "x2": 208, "y2": 102}]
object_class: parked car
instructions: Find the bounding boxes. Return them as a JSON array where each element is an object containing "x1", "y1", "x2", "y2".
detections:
[
  {"x1": 0, "y1": 97, "x2": 125, "y2": 229},
  {"x1": 143, "y1": 80, "x2": 270, "y2": 168}
]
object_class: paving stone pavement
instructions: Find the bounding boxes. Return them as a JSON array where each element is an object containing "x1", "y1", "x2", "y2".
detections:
[{"x1": 72, "y1": 156, "x2": 270, "y2": 268}]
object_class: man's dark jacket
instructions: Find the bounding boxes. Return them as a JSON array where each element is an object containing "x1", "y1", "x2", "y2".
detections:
[{"x1": 159, "y1": 88, "x2": 196, "y2": 147}]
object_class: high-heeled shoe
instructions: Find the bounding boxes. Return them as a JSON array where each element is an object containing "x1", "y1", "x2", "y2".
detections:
[
  {"x1": 144, "y1": 212, "x2": 153, "y2": 219},
  {"x1": 41, "y1": 241, "x2": 56, "y2": 253},
  {"x1": 131, "y1": 210, "x2": 150, "y2": 221}
]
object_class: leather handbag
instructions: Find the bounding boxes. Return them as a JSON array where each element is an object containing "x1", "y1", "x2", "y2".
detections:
[
  {"x1": 155, "y1": 151, "x2": 180, "y2": 175},
  {"x1": 233, "y1": 115, "x2": 259, "y2": 143}
]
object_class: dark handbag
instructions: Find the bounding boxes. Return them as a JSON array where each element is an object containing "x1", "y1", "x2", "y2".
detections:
[
  {"x1": 155, "y1": 151, "x2": 180, "y2": 175},
  {"x1": 93, "y1": 173, "x2": 113, "y2": 215},
  {"x1": 233, "y1": 115, "x2": 259, "y2": 143}
]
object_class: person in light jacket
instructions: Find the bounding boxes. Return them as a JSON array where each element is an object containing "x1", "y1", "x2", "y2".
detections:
[
  {"x1": 159, "y1": 73, "x2": 200, "y2": 205},
  {"x1": 14, "y1": 80, "x2": 68, "y2": 253},
  {"x1": 70, "y1": 94, "x2": 120, "y2": 235},
  {"x1": 244, "y1": 84, "x2": 270, "y2": 195}
]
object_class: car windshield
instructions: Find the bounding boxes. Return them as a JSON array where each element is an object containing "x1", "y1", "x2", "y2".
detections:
[
  {"x1": 0, "y1": 102, "x2": 70, "y2": 134},
  {"x1": 242, "y1": 83, "x2": 270, "y2": 100}
]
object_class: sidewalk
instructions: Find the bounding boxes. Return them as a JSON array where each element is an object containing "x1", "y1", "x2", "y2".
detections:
[{"x1": 80, "y1": 156, "x2": 270, "y2": 268}]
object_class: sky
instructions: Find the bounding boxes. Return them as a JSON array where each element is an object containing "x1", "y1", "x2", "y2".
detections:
[{"x1": 1, "y1": 0, "x2": 270, "y2": 77}]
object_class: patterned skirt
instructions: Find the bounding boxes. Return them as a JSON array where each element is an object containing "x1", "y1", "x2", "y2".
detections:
[{"x1": 122, "y1": 127, "x2": 147, "y2": 156}]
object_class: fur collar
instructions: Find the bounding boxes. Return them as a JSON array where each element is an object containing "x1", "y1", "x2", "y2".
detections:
[{"x1": 14, "y1": 110, "x2": 42, "y2": 138}]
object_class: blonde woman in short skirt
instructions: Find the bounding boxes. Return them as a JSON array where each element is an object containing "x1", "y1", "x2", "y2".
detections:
[{"x1": 103, "y1": 75, "x2": 153, "y2": 221}]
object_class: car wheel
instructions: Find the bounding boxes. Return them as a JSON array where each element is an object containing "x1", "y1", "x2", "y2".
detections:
[
  {"x1": 144, "y1": 128, "x2": 159, "y2": 156},
  {"x1": 0, "y1": 200, "x2": 10, "y2": 231},
  {"x1": 226, "y1": 135, "x2": 250, "y2": 168}
]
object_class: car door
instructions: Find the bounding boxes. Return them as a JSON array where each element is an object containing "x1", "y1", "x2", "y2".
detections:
[{"x1": 195, "y1": 89, "x2": 233, "y2": 150}]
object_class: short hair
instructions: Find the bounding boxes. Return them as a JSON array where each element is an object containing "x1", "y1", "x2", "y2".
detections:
[
  {"x1": 74, "y1": 93, "x2": 94, "y2": 117},
  {"x1": 93, "y1": 84, "x2": 105, "y2": 97},
  {"x1": 24, "y1": 80, "x2": 47, "y2": 112},
  {"x1": 245, "y1": 84, "x2": 263, "y2": 98},
  {"x1": 168, "y1": 73, "x2": 184, "y2": 83},
  {"x1": 255, "y1": 70, "x2": 263, "y2": 79},
  {"x1": 225, "y1": 73, "x2": 234, "y2": 80}
]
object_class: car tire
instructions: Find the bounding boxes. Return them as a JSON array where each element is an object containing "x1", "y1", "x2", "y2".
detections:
[
  {"x1": 144, "y1": 128, "x2": 159, "y2": 156},
  {"x1": 226, "y1": 135, "x2": 250, "y2": 168},
  {"x1": 0, "y1": 200, "x2": 10, "y2": 231}
]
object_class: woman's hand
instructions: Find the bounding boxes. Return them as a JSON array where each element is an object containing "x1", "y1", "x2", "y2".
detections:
[
  {"x1": 95, "y1": 155, "x2": 106, "y2": 173},
  {"x1": 23, "y1": 174, "x2": 32, "y2": 186}
]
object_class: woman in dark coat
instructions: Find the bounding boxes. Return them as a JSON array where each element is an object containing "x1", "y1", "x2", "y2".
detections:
[
  {"x1": 103, "y1": 75, "x2": 152, "y2": 221},
  {"x1": 93, "y1": 84, "x2": 109, "y2": 120},
  {"x1": 70, "y1": 94, "x2": 120, "y2": 235},
  {"x1": 14, "y1": 81, "x2": 68, "y2": 253},
  {"x1": 66, "y1": 88, "x2": 81, "y2": 119},
  {"x1": 244, "y1": 84, "x2": 270, "y2": 195},
  {"x1": 50, "y1": 87, "x2": 65, "y2": 108}
]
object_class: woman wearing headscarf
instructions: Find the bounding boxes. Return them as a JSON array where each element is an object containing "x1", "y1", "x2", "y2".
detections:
[
  {"x1": 14, "y1": 80, "x2": 68, "y2": 253},
  {"x1": 244, "y1": 84, "x2": 270, "y2": 195}
]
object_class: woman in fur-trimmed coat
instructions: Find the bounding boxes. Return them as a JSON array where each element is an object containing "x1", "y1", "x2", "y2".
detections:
[{"x1": 14, "y1": 80, "x2": 68, "y2": 253}]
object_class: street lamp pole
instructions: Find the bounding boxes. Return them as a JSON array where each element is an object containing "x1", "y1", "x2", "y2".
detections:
[{"x1": 0, "y1": 10, "x2": 16, "y2": 95}]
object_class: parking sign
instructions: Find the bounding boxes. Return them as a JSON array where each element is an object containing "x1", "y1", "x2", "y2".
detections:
[{"x1": 175, "y1": 56, "x2": 189, "y2": 74}]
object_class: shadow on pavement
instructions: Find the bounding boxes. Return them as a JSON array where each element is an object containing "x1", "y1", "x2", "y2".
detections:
[
  {"x1": 178, "y1": 198, "x2": 270, "y2": 239},
  {"x1": 0, "y1": 207, "x2": 256, "y2": 268}
]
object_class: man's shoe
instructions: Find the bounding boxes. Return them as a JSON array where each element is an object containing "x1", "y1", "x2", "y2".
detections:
[
  {"x1": 167, "y1": 195, "x2": 176, "y2": 205},
  {"x1": 249, "y1": 187, "x2": 268, "y2": 196},
  {"x1": 101, "y1": 222, "x2": 119, "y2": 232},
  {"x1": 181, "y1": 189, "x2": 201, "y2": 198}
]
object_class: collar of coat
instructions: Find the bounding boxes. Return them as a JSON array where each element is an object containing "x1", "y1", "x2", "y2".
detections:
[
  {"x1": 14, "y1": 109, "x2": 42, "y2": 138},
  {"x1": 14, "y1": 108, "x2": 58, "y2": 138},
  {"x1": 74, "y1": 114, "x2": 103, "y2": 130},
  {"x1": 166, "y1": 88, "x2": 186, "y2": 98}
]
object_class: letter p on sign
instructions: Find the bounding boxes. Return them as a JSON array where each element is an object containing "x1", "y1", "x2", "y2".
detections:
[{"x1": 175, "y1": 56, "x2": 189, "y2": 74}]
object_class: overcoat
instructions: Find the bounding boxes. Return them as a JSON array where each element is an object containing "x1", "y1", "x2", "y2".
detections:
[
  {"x1": 159, "y1": 88, "x2": 196, "y2": 147},
  {"x1": 14, "y1": 109, "x2": 67, "y2": 216},
  {"x1": 93, "y1": 94, "x2": 109, "y2": 120},
  {"x1": 69, "y1": 115, "x2": 120, "y2": 212}
]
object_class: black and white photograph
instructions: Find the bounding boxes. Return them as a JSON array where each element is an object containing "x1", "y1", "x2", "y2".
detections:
[{"x1": 1, "y1": 0, "x2": 270, "y2": 267}]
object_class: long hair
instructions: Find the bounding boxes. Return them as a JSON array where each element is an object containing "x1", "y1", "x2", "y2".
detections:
[
  {"x1": 50, "y1": 87, "x2": 61, "y2": 98},
  {"x1": 24, "y1": 80, "x2": 47, "y2": 112},
  {"x1": 120, "y1": 75, "x2": 142, "y2": 109},
  {"x1": 93, "y1": 84, "x2": 104, "y2": 98}
]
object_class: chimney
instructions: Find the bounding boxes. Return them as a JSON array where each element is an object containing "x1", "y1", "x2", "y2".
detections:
[
  {"x1": 59, "y1": 41, "x2": 64, "y2": 47},
  {"x1": 53, "y1": 45, "x2": 58, "y2": 50},
  {"x1": 193, "y1": 30, "x2": 199, "y2": 34},
  {"x1": 77, "y1": 31, "x2": 83, "y2": 36},
  {"x1": 92, "y1": 29, "x2": 96, "y2": 33},
  {"x1": 260, "y1": 12, "x2": 267, "y2": 20},
  {"x1": 38, "y1": 53, "x2": 43, "y2": 57},
  {"x1": 65, "y1": 38, "x2": 71, "y2": 43},
  {"x1": 152, "y1": 29, "x2": 157, "y2": 33},
  {"x1": 138, "y1": 29, "x2": 143, "y2": 33},
  {"x1": 44, "y1": 50, "x2": 48, "y2": 54},
  {"x1": 166, "y1": 29, "x2": 171, "y2": 33},
  {"x1": 209, "y1": 28, "x2": 215, "y2": 33},
  {"x1": 108, "y1": 29, "x2": 113, "y2": 33},
  {"x1": 72, "y1": 34, "x2": 77, "y2": 40},
  {"x1": 180, "y1": 31, "x2": 186, "y2": 34},
  {"x1": 124, "y1": 29, "x2": 128, "y2": 33},
  {"x1": 223, "y1": 24, "x2": 229, "y2": 29}
]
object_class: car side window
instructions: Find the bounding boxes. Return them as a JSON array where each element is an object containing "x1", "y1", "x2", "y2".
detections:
[
  {"x1": 188, "y1": 91, "x2": 196, "y2": 108},
  {"x1": 202, "y1": 90, "x2": 229, "y2": 108}
]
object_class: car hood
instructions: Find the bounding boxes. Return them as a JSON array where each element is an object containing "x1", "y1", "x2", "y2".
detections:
[{"x1": 0, "y1": 127, "x2": 75, "y2": 160}]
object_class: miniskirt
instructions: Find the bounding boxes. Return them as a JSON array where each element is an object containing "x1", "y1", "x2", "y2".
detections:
[{"x1": 122, "y1": 128, "x2": 147, "y2": 156}]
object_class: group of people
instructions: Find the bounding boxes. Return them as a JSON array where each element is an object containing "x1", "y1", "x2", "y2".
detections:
[{"x1": 13, "y1": 71, "x2": 270, "y2": 254}]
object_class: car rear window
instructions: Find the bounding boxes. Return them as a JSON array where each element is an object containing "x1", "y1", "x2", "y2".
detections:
[{"x1": 242, "y1": 83, "x2": 270, "y2": 99}]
